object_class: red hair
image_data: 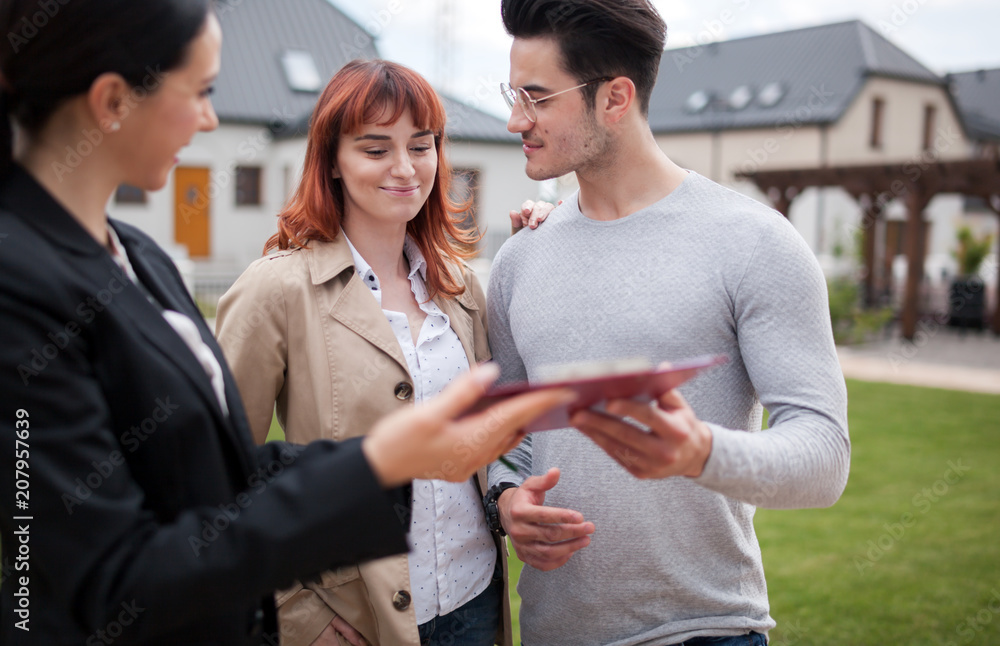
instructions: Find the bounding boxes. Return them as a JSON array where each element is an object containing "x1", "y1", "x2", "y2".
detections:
[{"x1": 265, "y1": 59, "x2": 479, "y2": 298}]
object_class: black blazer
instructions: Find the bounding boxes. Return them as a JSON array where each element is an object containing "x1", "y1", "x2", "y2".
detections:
[{"x1": 0, "y1": 167, "x2": 410, "y2": 645}]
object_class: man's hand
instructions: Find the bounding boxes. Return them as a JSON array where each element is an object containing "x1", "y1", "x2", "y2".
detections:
[
  {"x1": 570, "y1": 388, "x2": 713, "y2": 479},
  {"x1": 310, "y1": 615, "x2": 368, "y2": 646},
  {"x1": 510, "y1": 199, "x2": 561, "y2": 232},
  {"x1": 500, "y1": 468, "x2": 594, "y2": 571}
]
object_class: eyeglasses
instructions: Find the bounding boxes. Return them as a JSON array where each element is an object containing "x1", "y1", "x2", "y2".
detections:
[{"x1": 500, "y1": 77, "x2": 613, "y2": 123}]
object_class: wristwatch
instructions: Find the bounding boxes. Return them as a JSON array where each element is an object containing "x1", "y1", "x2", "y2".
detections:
[{"x1": 483, "y1": 482, "x2": 518, "y2": 537}]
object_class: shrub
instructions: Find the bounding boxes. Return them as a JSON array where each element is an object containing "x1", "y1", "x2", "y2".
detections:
[{"x1": 828, "y1": 278, "x2": 894, "y2": 345}]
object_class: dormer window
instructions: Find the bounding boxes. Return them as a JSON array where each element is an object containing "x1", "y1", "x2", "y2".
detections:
[
  {"x1": 281, "y1": 50, "x2": 322, "y2": 93},
  {"x1": 728, "y1": 85, "x2": 753, "y2": 111},
  {"x1": 757, "y1": 82, "x2": 785, "y2": 108},
  {"x1": 685, "y1": 90, "x2": 712, "y2": 114}
]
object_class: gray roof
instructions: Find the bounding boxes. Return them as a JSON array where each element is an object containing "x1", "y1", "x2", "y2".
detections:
[
  {"x1": 279, "y1": 93, "x2": 519, "y2": 144},
  {"x1": 212, "y1": 0, "x2": 378, "y2": 126},
  {"x1": 440, "y1": 95, "x2": 520, "y2": 144},
  {"x1": 212, "y1": 0, "x2": 515, "y2": 143},
  {"x1": 947, "y1": 68, "x2": 1000, "y2": 141},
  {"x1": 649, "y1": 20, "x2": 943, "y2": 134}
]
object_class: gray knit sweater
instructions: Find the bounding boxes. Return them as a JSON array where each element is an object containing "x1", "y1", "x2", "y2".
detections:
[{"x1": 487, "y1": 172, "x2": 850, "y2": 646}]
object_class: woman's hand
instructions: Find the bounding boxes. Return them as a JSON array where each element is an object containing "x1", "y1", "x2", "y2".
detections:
[
  {"x1": 310, "y1": 616, "x2": 369, "y2": 646},
  {"x1": 363, "y1": 364, "x2": 573, "y2": 487},
  {"x1": 510, "y1": 199, "x2": 562, "y2": 231}
]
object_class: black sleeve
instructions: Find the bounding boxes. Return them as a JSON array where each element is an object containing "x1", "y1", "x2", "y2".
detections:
[{"x1": 0, "y1": 259, "x2": 410, "y2": 641}]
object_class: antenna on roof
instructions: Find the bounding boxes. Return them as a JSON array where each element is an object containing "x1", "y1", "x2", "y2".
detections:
[{"x1": 435, "y1": 0, "x2": 456, "y2": 94}]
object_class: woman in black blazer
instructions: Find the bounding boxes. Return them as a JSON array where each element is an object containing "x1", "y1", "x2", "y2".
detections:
[{"x1": 0, "y1": 2, "x2": 567, "y2": 644}]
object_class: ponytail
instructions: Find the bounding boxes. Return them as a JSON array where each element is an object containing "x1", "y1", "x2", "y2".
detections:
[{"x1": 0, "y1": 0, "x2": 210, "y2": 175}]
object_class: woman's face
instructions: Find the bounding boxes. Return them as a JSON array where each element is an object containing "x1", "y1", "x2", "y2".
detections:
[
  {"x1": 119, "y1": 12, "x2": 222, "y2": 191},
  {"x1": 334, "y1": 107, "x2": 438, "y2": 231}
]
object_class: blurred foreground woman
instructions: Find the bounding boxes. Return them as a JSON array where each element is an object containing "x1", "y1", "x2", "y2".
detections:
[{"x1": 0, "y1": 2, "x2": 567, "y2": 644}]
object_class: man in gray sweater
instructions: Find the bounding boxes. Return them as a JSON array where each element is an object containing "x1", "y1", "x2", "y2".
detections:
[{"x1": 484, "y1": 1, "x2": 850, "y2": 645}]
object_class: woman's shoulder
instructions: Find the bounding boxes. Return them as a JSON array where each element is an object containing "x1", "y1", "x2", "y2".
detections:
[
  {"x1": 240, "y1": 246, "x2": 312, "y2": 283},
  {"x1": 449, "y1": 260, "x2": 487, "y2": 312}
]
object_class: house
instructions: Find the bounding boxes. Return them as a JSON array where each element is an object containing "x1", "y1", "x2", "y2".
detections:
[
  {"x1": 550, "y1": 20, "x2": 998, "y2": 313},
  {"x1": 107, "y1": 0, "x2": 539, "y2": 300},
  {"x1": 947, "y1": 66, "x2": 1000, "y2": 224}
]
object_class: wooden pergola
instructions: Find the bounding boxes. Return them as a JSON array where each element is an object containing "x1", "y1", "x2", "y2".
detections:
[{"x1": 736, "y1": 158, "x2": 1000, "y2": 340}]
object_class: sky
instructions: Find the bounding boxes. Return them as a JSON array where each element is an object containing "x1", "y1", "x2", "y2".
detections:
[{"x1": 328, "y1": 0, "x2": 1000, "y2": 120}]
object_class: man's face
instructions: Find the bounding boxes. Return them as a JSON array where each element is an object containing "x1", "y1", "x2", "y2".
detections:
[{"x1": 506, "y1": 37, "x2": 610, "y2": 181}]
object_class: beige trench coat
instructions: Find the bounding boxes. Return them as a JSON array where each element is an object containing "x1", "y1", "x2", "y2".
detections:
[{"x1": 215, "y1": 235, "x2": 511, "y2": 646}]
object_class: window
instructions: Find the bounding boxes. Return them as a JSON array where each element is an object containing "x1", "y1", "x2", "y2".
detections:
[
  {"x1": 235, "y1": 166, "x2": 263, "y2": 206},
  {"x1": 115, "y1": 184, "x2": 147, "y2": 205},
  {"x1": 870, "y1": 98, "x2": 885, "y2": 149},
  {"x1": 280, "y1": 50, "x2": 322, "y2": 93},
  {"x1": 757, "y1": 82, "x2": 785, "y2": 108},
  {"x1": 727, "y1": 86, "x2": 753, "y2": 111},
  {"x1": 684, "y1": 90, "x2": 712, "y2": 114},
  {"x1": 922, "y1": 104, "x2": 937, "y2": 152}
]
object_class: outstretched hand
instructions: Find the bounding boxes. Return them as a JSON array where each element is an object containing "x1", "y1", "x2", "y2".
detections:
[{"x1": 363, "y1": 364, "x2": 575, "y2": 487}]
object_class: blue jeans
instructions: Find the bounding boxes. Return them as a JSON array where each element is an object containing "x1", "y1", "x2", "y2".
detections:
[
  {"x1": 678, "y1": 632, "x2": 768, "y2": 646},
  {"x1": 417, "y1": 572, "x2": 502, "y2": 646},
  {"x1": 524, "y1": 632, "x2": 767, "y2": 646}
]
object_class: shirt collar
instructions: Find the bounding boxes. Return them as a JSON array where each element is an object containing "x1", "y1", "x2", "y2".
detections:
[
  {"x1": 342, "y1": 233, "x2": 428, "y2": 291},
  {"x1": 106, "y1": 224, "x2": 141, "y2": 284}
]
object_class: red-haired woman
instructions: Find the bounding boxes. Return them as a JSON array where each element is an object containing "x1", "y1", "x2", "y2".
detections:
[{"x1": 216, "y1": 60, "x2": 545, "y2": 646}]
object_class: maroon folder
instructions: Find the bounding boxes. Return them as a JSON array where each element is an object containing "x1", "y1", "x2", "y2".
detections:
[{"x1": 476, "y1": 354, "x2": 729, "y2": 432}]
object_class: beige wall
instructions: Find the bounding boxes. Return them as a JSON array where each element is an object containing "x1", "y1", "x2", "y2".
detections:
[
  {"x1": 446, "y1": 140, "x2": 544, "y2": 261},
  {"x1": 828, "y1": 77, "x2": 968, "y2": 164},
  {"x1": 640, "y1": 76, "x2": 993, "y2": 285},
  {"x1": 107, "y1": 126, "x2": 540, "y2": 280}
]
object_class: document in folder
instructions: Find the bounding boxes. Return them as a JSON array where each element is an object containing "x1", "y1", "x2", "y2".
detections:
[{"x1": 477, "y1": 354, "x2": 728, "y2": 433}]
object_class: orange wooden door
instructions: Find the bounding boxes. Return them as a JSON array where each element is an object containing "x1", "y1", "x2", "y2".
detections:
[{"x1": 174, "y1": 167, "x2": 211, "y2": 258}]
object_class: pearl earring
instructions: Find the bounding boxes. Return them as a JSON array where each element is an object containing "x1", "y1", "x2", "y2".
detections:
[{"x1": 109, "y1": 122, "x2": 121, "y2": 132}]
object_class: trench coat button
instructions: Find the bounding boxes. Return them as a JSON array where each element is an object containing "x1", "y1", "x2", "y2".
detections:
[
  {"x1": 392, "y1": 590, "x2": 411, "y2": 611},
  {"x1": 394, "y1": 381, "x2": 413, "y2": 400}
]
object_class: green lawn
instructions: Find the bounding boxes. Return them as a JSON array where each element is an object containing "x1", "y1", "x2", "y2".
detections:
[
  {"x1": 504, "y1": 380, "x2": 1000, "y2": 645},
  {"x1": 3, "y1": 381, "x2": 996, "y2": 643}
]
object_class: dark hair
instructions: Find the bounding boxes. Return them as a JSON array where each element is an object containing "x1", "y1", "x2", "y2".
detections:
[
  {"x1": 500, "y1": 0, "x2": 666, "y2": 115},
  {"x1": 0, "y1": 0, "x2": 212, "y2": 174}
]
